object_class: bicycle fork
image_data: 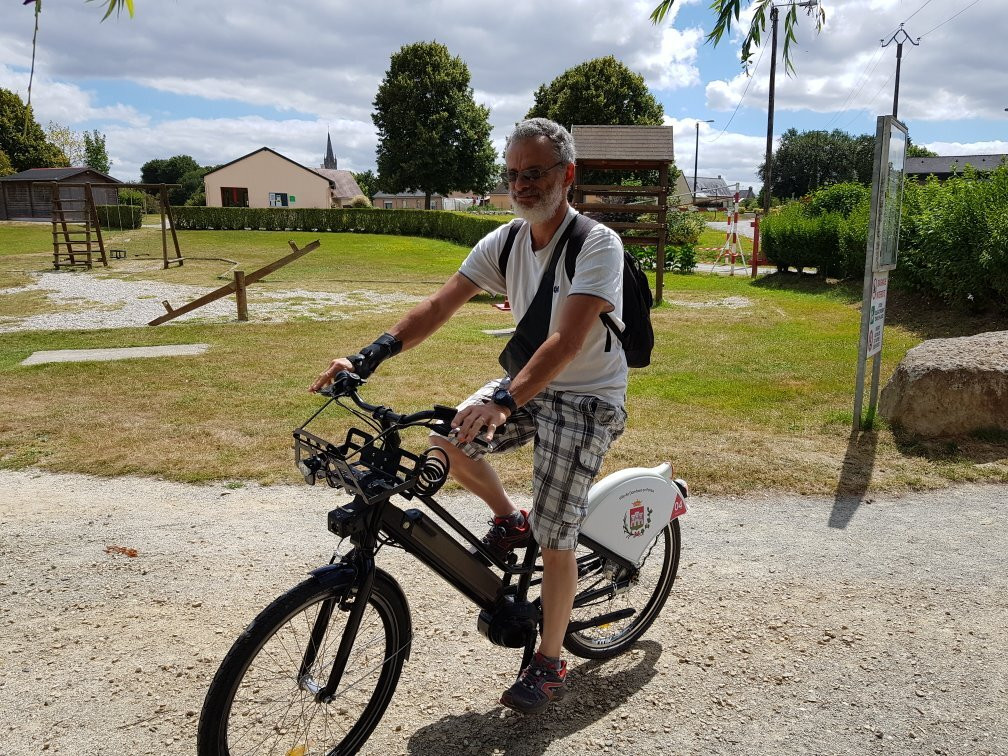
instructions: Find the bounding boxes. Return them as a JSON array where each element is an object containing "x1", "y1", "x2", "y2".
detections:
[{"x1": 300, "y1": 556, "x2": 377, "y2": 703}]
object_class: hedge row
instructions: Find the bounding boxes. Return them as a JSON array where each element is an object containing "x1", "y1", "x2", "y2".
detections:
[
  {"x1": 170, "y1": 206, "x2": 508, "y2": 247},
  {"x1": 760, "y1": 183, "x2": 869, "y2": 279},
  {"x1": 898, "y1": 164, "x2": 1008, "y2": 310},
  {"x1": 760, "y1": 168, "x2": 1008, "y2": 311},
  {"x1": 95, "y1": 204, "x2": 142, "y2": 230}
]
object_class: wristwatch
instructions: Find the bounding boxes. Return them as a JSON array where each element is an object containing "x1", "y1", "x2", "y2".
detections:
[{"x1": 490, "y1": 387, "x2": 518, "y2": 414}]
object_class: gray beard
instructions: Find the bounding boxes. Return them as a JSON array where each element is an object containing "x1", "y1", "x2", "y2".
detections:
[{"x1": 510, "y1": 178, "x2": 566, "y2": 225}]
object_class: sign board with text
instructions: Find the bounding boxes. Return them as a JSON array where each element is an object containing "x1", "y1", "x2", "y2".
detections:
[
  {"x1": 853, "y1": 115, "x2": 907, "y2": 430},
  {"x1": 867, "y1": 271, "x2": 888, "y2": 358}
]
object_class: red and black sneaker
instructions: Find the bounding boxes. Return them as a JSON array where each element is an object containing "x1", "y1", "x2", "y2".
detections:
[
  {"x1": 500, "y1": 652, "x2": 568, "y2": 714},
  {"x1": 482, "y1": 509, "x2": 531, "y2": 561}
]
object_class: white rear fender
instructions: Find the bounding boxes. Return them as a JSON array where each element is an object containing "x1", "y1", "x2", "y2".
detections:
[{"x1": 580, "y1": 463, "x2": 688, "y2": 564}]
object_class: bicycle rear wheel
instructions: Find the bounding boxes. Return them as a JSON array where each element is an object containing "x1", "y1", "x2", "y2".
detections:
[
  {"x1": 564, "y1": 519, "x2": 680, "y2": 659},
  {"x1": 198, "y1": 570, "x2": 411, "y2": 756}
]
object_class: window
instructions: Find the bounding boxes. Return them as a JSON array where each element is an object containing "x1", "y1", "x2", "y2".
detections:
[
  {"x1": 269, "y1": 192, "x2": 289, "y2": 207},
  {"x1": 384, "y1": 201, "x2": 392, "y2": 209},
  {"x1": 221, "y1": 187, "x2": 248, "y2": 207},
  {"x1": 416, "y1": 199, "x2": 423, "y2": 209}
]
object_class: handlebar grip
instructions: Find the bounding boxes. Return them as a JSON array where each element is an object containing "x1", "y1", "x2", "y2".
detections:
[{"x1": 320, "y1": 370, "x2": 363, "y2": 398}]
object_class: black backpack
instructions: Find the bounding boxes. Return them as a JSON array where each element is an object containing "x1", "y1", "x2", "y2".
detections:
[{"x1": 497, "y1": 216, "x2": 654, "y2": 369}]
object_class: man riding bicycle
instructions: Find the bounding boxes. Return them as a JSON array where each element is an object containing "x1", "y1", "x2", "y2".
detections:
[{"x1": 310, "y1": 117, "x2": 627, "y2": 715}]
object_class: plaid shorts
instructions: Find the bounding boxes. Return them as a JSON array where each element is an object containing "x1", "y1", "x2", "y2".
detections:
[{"x1": 446, "y1": 378, "x2": 627, "y2": 551}]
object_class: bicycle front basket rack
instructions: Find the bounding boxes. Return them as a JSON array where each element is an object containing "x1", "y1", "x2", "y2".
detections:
[{"x1": 293, "y1": 426, "x2": 428, "y2": 505}]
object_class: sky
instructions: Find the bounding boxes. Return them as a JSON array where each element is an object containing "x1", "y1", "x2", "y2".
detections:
[{"x1": 2, "y1": 0, "x2": 1005, "y2": 190}]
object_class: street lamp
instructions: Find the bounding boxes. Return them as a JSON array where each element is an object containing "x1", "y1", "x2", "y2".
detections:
[
  {"x1": 763, "y1": 1, "x2": 818, "y2": 214},
  {"x1": 693, "y1": 118, "x2": 717, "y2": 202}
]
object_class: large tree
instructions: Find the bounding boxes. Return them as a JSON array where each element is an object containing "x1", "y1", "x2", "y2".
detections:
[
  {"x1": 372, "y1": 41, "x2": 497, "y2": 209},
  {"x1": 651, "y1": 0, "x2": 825, "y2": 74},
  {"x1": 0, "y1": 88, "x2": 65, "y2": 172},
  {"x1": 526, "y1": 56, "x2": 664, "y2": 128},
  {"x1": 141, "y1": 154, "x2": 203, "y2": 204},
  {"x1": 757, "y1": 128, "x2": 861, "y2": 199}
]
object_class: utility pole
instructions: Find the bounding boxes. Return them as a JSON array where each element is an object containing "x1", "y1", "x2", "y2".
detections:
[
  {"x1": 882, "y1": 24, "x2": 919, "y2": 119},
  {"x1": 762, "y1": 5, "x2": 780, "y2": 215},
  {"x1": 693, "y1": 119, "x2": 714, "y2": 202},
  {"x1": 762, "y1": 1, "x2": 818, "y2": 214}
]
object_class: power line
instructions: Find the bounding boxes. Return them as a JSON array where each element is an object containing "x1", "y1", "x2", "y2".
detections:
[
  {"x1": 902, "y1": 0, "x2": 937, "y2": 24},
  {"x1": 706, "y1": 42, "x2": 767, "y2": 143},
  {"x1": 840, "y1": 70, "x2": 895, "y2": 131},
  {"x1": 823, "y1": 46, "x2": 885, "y2": 130},
  {"x1": 920, "y1": 0, "x2": 984, "y2": 37}
]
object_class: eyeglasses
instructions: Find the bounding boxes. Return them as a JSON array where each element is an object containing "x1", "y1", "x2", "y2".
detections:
[{"x1": 501, "y1": 161, "x2": 564, "y2": 184}]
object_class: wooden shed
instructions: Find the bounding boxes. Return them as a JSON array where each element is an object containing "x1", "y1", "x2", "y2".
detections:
[
  {"x1": 571, "y1": 125, "x2": 676, "y2": 303},
  {"x1": 0, "y1": 167, "x2": 120, "y2": 221}
]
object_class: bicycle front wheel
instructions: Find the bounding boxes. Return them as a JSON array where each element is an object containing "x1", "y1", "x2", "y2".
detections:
[
  {"x1": 564, "y1": 519, "x2": 680, "y2": 659},
  {"x1": 198, "y1": 570, "x2": 411, "y2": 756}
]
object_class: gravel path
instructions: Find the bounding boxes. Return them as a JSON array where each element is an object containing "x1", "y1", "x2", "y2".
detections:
[
  {"x1": 0, "y1": 270, "x2": 421, "y2": 332},
  {"x1": 1, "y1": 470, "x2": 1005, "y2": 755}
]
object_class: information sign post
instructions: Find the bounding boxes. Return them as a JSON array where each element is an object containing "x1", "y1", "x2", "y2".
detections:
[{"x1": 853, "y1": 115, "x2": 908, "y2": 431}]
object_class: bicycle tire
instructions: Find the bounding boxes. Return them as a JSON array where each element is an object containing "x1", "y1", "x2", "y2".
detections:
[
  {"x1": 198, "y1": 569, "x2": 411, "y2": 756},
  {"x1": 564, "y1": 519, "x2": 680, "y2": 660}
]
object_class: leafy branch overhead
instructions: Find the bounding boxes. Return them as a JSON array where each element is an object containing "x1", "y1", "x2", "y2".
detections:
[{"x1": 650, "y1": 0, "x2": 826, "y2": 75}]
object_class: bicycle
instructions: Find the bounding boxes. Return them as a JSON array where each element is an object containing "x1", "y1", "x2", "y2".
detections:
[{"x1": 197, "y1": 370, "x2": 689, "y2": 755}]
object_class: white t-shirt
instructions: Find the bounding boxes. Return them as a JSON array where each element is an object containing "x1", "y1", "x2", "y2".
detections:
[{"x1": 459, "y1": 207, "x2": 628, "y2": 407}]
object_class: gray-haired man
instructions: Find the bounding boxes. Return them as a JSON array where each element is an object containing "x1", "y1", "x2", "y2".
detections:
[{"x1": 312, "y1": 117, "x2": 628, "y2": 714}]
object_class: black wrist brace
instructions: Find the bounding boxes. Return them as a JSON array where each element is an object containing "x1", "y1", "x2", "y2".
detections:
[{"x1": 347, "y1": 332, "x2": 402, "y2": 378}]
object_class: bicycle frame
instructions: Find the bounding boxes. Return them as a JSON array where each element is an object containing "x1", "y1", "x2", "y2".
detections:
[{"x1": 292, "y1": 375, "x2": 668, "y2": 703}]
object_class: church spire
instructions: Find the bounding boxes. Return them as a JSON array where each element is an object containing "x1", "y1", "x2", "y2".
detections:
[{"x1": 324, "y1": 132, "x2": 337, "y2": 169}]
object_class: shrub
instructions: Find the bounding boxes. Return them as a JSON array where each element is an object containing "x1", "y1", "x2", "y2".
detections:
[
  {"x1": 170, "y1": 206, "x2": 508, "y2": 247},
  {"x1": 837, "y1": 200, "x2": 870, "y2": 279},
  {"x1": 666, "y1": 210, "x2": 706, "y2": 246},
  {"x1": 118, "y1": 188, "x2": 159, "y2": 213},
  {"x1": 895, "y1": 166, "x2": 1008, "y2": 310},
  {"x1": 348, "y1": 194, "x2": 372, "y2": 208},
  {"x1": 184, "y1": 190, "x2": 205, "y2": 207},
  {"x1": 806, "y1": 182, "x2": 870, "y2": 218},
  {"x1": 95, "y1": 204, "x2": 142, "y2": 230}
]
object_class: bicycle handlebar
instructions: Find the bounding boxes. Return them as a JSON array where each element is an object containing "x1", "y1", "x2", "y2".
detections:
[{"x1": 318, "y1": 370, "x2": 458, "y2": 436}]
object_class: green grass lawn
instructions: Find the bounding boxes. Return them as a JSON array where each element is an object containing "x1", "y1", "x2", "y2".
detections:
[{"x1": 1, "y1": 221, "x2": 1005, "y2": 495}]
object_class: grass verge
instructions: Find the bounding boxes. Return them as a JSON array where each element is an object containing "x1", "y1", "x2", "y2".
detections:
[{"x1": 0, "y1": 223, "x2": 1005, "y2": 495}]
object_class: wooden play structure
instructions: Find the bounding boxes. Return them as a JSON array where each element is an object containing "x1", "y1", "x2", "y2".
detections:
[
  {"x1": 40, "y1": 181, "x2": 182, "y2": 271},
  {"x1": 148, "y1": 240, "x2": 321, "y2": 326},
  {"x1": 570, "y1": 125, "x2": 677, "y2": 304}
]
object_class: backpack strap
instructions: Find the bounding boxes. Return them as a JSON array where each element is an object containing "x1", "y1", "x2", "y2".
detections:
[
  {"x1": 558, "y1": 216, "x2": 623, "y2": 350},
  {"x1": 497, "y1": 219, "x2": 524, "y2": 279}
]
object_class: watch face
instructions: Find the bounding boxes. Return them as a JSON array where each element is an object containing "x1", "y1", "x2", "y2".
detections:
[{"x1": 492, "y1": 389, "x2": 515, "y2": 409}]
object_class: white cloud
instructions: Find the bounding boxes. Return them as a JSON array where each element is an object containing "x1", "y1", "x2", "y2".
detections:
[
  {"x1": 0, "y1": 0, "x2": 1003, "y2": 189},
  {"x1": 664, "y1": 117, "x2": 767, "y2": 187}
]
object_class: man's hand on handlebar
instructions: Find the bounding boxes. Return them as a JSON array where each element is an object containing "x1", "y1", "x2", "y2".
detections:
[
  {"x1": 452, "y1": 402, "x2": 510, "y2": 444},
  {"x1": 309, "y1": 357, "x2": 355, "y2": 393}
]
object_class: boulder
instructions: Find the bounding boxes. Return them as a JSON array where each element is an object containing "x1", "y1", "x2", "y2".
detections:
[{"x1": 879, "y1": 331, "x2": 1008, "y2": 437}]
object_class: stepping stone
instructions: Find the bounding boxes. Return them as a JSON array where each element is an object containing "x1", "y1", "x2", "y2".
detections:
[
  {"x1": 481, "y1": 328, "x2": 515, "y2": 337},
  {"x1": 21, "y1": 343, "x2": 210, "y2": 366}
]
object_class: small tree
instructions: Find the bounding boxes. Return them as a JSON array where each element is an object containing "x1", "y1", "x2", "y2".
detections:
[
  {"x1": 0, "y1": 149, "x2": 13, "y2": 177},
  {"x1": 45, "y1": 121, "x2": 84, "y2": 166},
  {"x1": 83, "y1": 129, "x2": 111, "y2": 174},
  {"x1": 372, "y1": 41, "x2": 497, "y2": 209},
  {"x1": 352, "y1": 169, "x2": 378, "y2": 200}
]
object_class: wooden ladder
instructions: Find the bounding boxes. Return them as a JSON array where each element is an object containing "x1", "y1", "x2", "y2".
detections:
[{"x1": 51, "y1": 183, "x2": 107, "y2": 270}]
